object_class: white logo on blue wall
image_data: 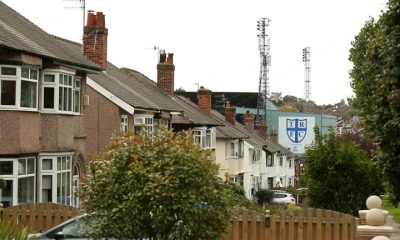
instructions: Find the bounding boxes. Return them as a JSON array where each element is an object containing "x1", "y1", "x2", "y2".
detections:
[{"x1": 286, "y1": 119, "x2": 307, "y2": 143}]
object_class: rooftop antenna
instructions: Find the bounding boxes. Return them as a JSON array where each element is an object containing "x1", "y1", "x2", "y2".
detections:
[
  {"x1": 302, "y1": 47, "x2": 311, "y2": 111},
  {"x1": 63, "y1": 0, "x2": 86, "y2": 50},
  {"x1": 256, "y1": 18, "x2": 271, "y2": 138},
  {"x1": 145, "y1": 45, "x2": 160, "y2": 63}
]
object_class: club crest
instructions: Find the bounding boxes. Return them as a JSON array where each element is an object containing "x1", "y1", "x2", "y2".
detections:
[{"x1": 286, "y1": 119, "x2": 307, "y2": 143}]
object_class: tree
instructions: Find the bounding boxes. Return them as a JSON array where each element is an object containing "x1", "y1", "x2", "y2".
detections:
[
  {"x1": 349, "y1": 0, "x2": 400, "y2": 204},
  {"x1": 270, "y1": 92, "x2": 283, "y2": 106},
  {"x1": 81, "y1": 127, "x2": 232, "y2": 239},
  {"x1": 305, "y1": 127, "x2": 383, "y2": 215},
  {"x1": 253, "y1": 189, "x2": 274, "y2": 208}
]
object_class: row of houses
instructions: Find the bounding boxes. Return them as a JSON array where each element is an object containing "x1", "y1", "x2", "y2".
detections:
[{"x1": 0, "y1": 2, "x2": 296, "y2": 207}]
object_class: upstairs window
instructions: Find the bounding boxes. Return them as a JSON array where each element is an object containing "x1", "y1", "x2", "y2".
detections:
[
  {"x1": 250, "y1": 148, "x2": 262, "y2": 164},
  {"x1": 266, "y1": 154, "x2": 274, "y2": 166},
  {"x1": 279, "y1": 156, "x2": 283, "y2": 166},
  {"x1": 227, "y1": 139, "x2": 243, "y2": 158},
  {"x1": 42, "y1": 71, "x2": 80, "y2": 114},
  {"x1": 134, "y1": 115, "x2": 154, "y2": 137},
  {"x1": 193, "y1": 127, "x2": 216, "y2": 149},
  {"x1": 0, "y1": 65, "x2": 38, "y2": 109},
  {"x1": 20, "y1": 68, "x2": 38, "y2": 108}
]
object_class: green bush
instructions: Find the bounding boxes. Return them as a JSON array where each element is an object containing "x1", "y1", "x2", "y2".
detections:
[
  {"x1": 81, "y1": 127, "x2": 232, "y2": 239},
  {"x1": 0, "y1": 220, "x2": 33, "y2": 240}
]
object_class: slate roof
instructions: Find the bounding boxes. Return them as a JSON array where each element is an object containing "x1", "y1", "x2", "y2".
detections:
[
  {"x1": 209, "y1": 110, "x2": 249, "y2": 140},
  {"x1": 171, "y1": 95, "x2": 222, "y2": 127},
  {"x1": 0, "y1": 1, "x2": 100, "y2": 71},
  {"x1": 210, "y1": 109, "x2": 293, "y2": 156},
  {"x1": 89, "y1": 67, "x2": 184, "y2": 112}
]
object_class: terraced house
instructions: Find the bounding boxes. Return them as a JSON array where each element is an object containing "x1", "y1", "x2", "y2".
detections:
[{"x1": 0, "y1": 1, "x2": 295, "y2": 207}]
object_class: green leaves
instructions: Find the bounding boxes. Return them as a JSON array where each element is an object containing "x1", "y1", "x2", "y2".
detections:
[
  {"x1": 305, "y1": 127, "x2": 383, "y2": 215},
  {"x1": 81, "y1": 127, "x2": 232, "y2": 239},
  {"x1": 349, "y1": 0, "x2": 400, "y2": 203}
]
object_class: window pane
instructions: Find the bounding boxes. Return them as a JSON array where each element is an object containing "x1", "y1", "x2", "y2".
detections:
[
  {"x1": 75, "y1": 79, "x2": 80, "y2": 88},
  {"x1": 2, "y1": 180, "x2": 13, "y2": 208},
  {"x1": 30, "y1": 69, "x2": 38, "y2": 80},
  {"x1": 42, "y1": 158, "x2": 53, "y2": 170},
  {"x1": 1, "y1": 80, "x2": 16, "y2": 105},
  {"x1": 74, "y1": 90, "x2": 80, "y2": 113},
  {"x1": 59, "y1": 74, "x2": 63, "y2": 84},
  {"x1": 21, "y1": 68, "x2": 29, "y2": 78},
  {"x1": 57, "y1": 157, "x2": 61, "y2": 171},
  {"x1": 68, "y1": 76, "x2": 72, "y2": 86},
  {"x1": 59, "y1": 87, "x2": 63, "y2": 110},
  {"x1": 57, "y1": 173, "x2": 62, "y2": 204},
  {"x1": 1, "y1": 67, "x2": 16, "y2": 75},
  {"x1": 42, "y1": 175, "x2": 52, "y2": 202},
  {"x1": 44, "y1": 87, "x2": 55, "y2": 109},
  {"x1": 27, "y1": 158, "x2": 35, "y2": 174},
  {"x1": 18, "y1": 159, "x2": 26, "y2": 175},
  {"x1": 68, "y1": 88, "x2": 72, "y2": 111},
  {"x1": 66, "y1": 172, "x2": 71, "y2": 205},
  {"x1": 18, "y1": 176, "x2": 34, "y2": 204},
  {"x1": 44, "y1": 74, "x2": 55, "y2": 83},
  {"x1": 20, "y1": 81, "x2": 37, "y2": 108},
  {"x1": 66, "y1": 156, "x2": 71, "y2": 170},
  {"x1": 63, "y1": 87, "x2": 68, "y2": 111},
  {"x1": 0, "y1": 161, "x2": 13, "y2": 175}
]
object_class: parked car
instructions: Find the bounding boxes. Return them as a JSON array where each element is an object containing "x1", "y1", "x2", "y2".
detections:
[
  {"x1": 271, "y1": 191, "x2": 296, "y2": 204},
  {"x1": 31, "y1": 214, "x2": 113, "y2": 240}
]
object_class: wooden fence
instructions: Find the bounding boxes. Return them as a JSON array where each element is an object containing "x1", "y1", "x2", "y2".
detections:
[
  {"x1": 224, "y1": 208, "x2": 360, "y2": 240},
  {"x1": 1, "y1": 202, "x2": 80, "y2": 233}
]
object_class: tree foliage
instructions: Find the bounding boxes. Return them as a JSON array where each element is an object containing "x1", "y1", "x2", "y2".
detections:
[
  {"x1": 81, "y1": 127, "x2": 232, "y2": 239},
  {"x1": 305, "y1": 127, "x2": 383, "y2": 215},
  {"x1": 349, "y1": 0, "x2": 400, "y2": 203},
  {"x1": 253, "y1": 189, "x2": 274, "y2": 206}
]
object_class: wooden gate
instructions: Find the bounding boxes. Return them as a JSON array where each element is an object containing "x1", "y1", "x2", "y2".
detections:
[
  {"x1": 1, "y1": 202, "x2": 80, "y2": 233},
  {"x1": 224, "y1": 208, "x2": 360, "y2": 240}
]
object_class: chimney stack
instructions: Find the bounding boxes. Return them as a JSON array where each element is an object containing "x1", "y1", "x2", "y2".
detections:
[
  {"x1": 244, "y1": 110, "x2": 254, "y2": 133},
  {"x1": 197, "y1": 86, "x2": 212, "y2": 114},
  {"x1": 258, "y1": 117, "x2": 267, "y2": 139},
  {"x1": 157, "y1": 51, "x2": 175, "y2": 95},
  {"x1": 224, "y1": 101, "x2": 236, "y2": 125},
  {"x1": 83, "y1": 10, "x2": 108, "y2": 69},
  {"x1": 270, "y1": 128, "x2": 278, "y2": 144}
]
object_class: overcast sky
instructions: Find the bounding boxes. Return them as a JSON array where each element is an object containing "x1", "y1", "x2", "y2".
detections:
[{"x1": 3, "y1": 0, "x2": 388, "y2": 105}]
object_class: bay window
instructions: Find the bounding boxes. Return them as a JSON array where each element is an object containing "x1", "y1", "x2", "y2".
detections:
[
  {"x1": 193, "y1": 127, "x2": 216, "y2": 149},
  {"x1": 42, "y1": 71, "x2": 80, "y2": 114},
  {"x1": 0, "y1": 157, "x2": 36, "y2": 207},
  {"x1": 227, "y1": 139, "x2": 243, "y2": 157},
  {"x1": 39, "y1": 154, "x2": 73, "y2": 206},
  {"x1": 250, "y1": 148, "x2": 262, "y2": 164},
  {"x1": 0, "y1": 65, "x2": 38, "y2": 109}
]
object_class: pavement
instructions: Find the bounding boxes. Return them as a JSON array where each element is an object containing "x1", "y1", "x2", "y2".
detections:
[{"x1": 386, "y1": 215, "x2": 400, "y2": 240}]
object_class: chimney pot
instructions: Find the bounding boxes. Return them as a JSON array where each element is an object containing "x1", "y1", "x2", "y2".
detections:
[
  {"x1": 86, "y1": 10, "x2": 96, "y2": 26},
  {"x1": 96, "y1": 12, "x2": 105, "y2": 27},
  {"x1": 166, "y1": 53, "x2": 174, "y2": 64}
]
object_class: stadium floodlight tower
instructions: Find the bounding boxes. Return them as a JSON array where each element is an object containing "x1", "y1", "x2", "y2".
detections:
[
  {"x1": 302, "y1": 47, "x2": 311, "y2": 103},
  {"x1": 256, "y1": 18, "x2": 271, "y2": 137}
]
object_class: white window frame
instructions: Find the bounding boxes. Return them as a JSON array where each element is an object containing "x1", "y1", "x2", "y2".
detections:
[
  {"x1": 288, "y1": 158, "x2": 293, "y2": 168},
  {"x1": 279, "y1": 156, "x2": 284, "y2": 166},
  {"x1": 133, "y1": 114, "x2": 154, "y2": 137},
  {"x1": 250, "y1": 148, "x2": 262, "y2": 164},
  {"x1": 0, "y1": 65, "x2": 38, "y2": 110},
  {"x1": 38, "y1": 153, "x2": 73, "y2": 206},
  {"x1": 251, "y1": 176, "x2": 261, "y2": 195},
  {"x1": 228, "y1": 140, "x2": 240, "y2": 157},
  {"x1": 120, "y1": 115, "x2": 128, "y2": 132},
  {"x1": 0, "y1": 157, "x2": 36, "y2": 207},
  {"x1": 229, "y1": 174, "x2": 244, "y2": 187},
  {"x1": 193, "y1": 127, "x2": 216, "y2": 149},
  {"x1": 41, "y1": 70, "x2": 80, "y2": 115}
]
